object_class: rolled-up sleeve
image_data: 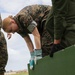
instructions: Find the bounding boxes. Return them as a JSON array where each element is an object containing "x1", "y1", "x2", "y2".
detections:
[
  {"x1": 27, "y1": 21, "x2": 37, "y2": 33},
  {"x1": 19, "y1": 13, "x2": 37, "y2": 33}
]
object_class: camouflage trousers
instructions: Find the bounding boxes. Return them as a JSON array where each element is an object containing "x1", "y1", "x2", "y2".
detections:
[
  {"x1": 0, "y1": 32, "x2": 8, "y2": 74},
  {"x1": 41, "y1": 28, "x2": 53, "y2": 57}
]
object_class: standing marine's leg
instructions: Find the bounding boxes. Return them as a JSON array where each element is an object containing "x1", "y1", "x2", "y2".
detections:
[
  {"x1": 41, "y1": 16, "x2": 53, "y2": 57},
  {"x1": 41, "y1": 28, "x2": 53, "y2": 57}
]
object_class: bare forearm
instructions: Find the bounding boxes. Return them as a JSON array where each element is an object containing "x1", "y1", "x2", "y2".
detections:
[
  {"x1": 34, "y1": 35, "x2": 41, "y2": 49},
  {"x1": 24, "y1": 35, "x2": 34, "y2": 52},
  {"x1": 27, "y1": 41, "x2": 34, "y2": 52},
  {"x1": 32, "y1": 27, "x2": 41, "y2": 49}
]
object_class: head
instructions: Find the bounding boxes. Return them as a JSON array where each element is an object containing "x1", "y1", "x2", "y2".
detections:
[{"x1": 2, "y1": 16, "x2": 19, "y2": 34}]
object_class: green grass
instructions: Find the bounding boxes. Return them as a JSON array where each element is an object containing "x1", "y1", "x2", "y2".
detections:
[{"x1": 12, "y1": 72, "x2": 28, "y2": 75}]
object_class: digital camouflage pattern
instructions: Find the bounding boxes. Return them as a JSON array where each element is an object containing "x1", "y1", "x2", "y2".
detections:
[
  {"x1": 14, "y1": 5, "x2": 51, "y2": 36},
  {"x1": 41, "y1": 27, "x2": 53, "y2": 57},
  {"x1": 13, "y1": 5, "x2": 52, "y2": 57},
  {"x1": 0, "y1": 15, "x2": 8, "y2": 74}
]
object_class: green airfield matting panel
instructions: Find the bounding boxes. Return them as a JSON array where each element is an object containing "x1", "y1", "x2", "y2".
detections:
[{"x1": 28, "y1": 45, "x2": 75, "y2": 75}]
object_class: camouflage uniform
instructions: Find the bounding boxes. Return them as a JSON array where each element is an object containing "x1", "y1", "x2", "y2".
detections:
[
  {"x1": 0, "y1": 15, "x2": 8, "y2": 74},
  {"x1": 46, "y1": 0, "x2": 75, "y2": 49},
  {"x1": 13, "y1": 5, "x2": 52, "y2": 57}
]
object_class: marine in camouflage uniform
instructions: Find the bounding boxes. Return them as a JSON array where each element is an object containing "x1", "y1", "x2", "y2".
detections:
[
  {"x1": 46, "y1": 0, "x2": 75, "y2": 56},
  {"x1": 0, "y1": 15, "x2": 8, "y2": 75},
  {"x1": 13, "y1": 5, "x2": 52, "y2": 57}
]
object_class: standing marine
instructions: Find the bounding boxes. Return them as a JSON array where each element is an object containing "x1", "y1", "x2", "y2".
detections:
[{"x1": 0, "y1": 14, "x2": 8, "y2": 75}]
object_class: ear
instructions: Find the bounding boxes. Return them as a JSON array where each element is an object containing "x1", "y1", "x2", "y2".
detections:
[{"x1": 11, "y1": 20, "x2": 15, "y2": 23}]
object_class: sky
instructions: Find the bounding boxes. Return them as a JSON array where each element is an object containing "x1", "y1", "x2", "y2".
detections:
[{"x1": 0, "y1": 0, "x2": 52, "y2": 71}]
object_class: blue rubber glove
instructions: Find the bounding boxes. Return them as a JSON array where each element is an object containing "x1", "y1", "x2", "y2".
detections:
[
  {"x1": 29, "y1": 58, "x2": 34, "y2": 70},
  {"x1": 34, "y1": 49, "x2": 42, "y2": 64},
  {"x1": 29, "y1": 52, "x2": 35, "y2": 70}
]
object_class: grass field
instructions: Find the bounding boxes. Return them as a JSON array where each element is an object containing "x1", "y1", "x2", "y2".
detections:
[
  {"x1": 11, "y1": 72, "x2": 28, "y2": 75},
  {"x1": 4, "y1": 71, "x2": 28, "y2": 75}
]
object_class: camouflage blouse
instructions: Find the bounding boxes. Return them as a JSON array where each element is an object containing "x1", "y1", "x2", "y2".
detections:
[{"x1": 13, "y1": 5, "x2": 51, "y2": 37}]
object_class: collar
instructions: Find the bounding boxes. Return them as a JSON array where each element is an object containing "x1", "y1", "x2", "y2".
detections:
[{"x1": 13, "y1": 16, "x2": 23, "y2": 32}]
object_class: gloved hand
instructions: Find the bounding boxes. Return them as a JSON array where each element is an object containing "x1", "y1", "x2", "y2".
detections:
[
  {"x1": 29, "y1": 49, "x2": 42, "y2": 70},
  {"x1": 50, "y1": 44, "x2": 64, "y2": 57},
  {"x1": 29, "y1": 52, "x2": 35, "y2": 70},
  {"x1": 34, "y1": 49, "x2": 42, "y2": 64},
  {"x1": 29, "y1": 58, "x2": 34, "y2": 70}
]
